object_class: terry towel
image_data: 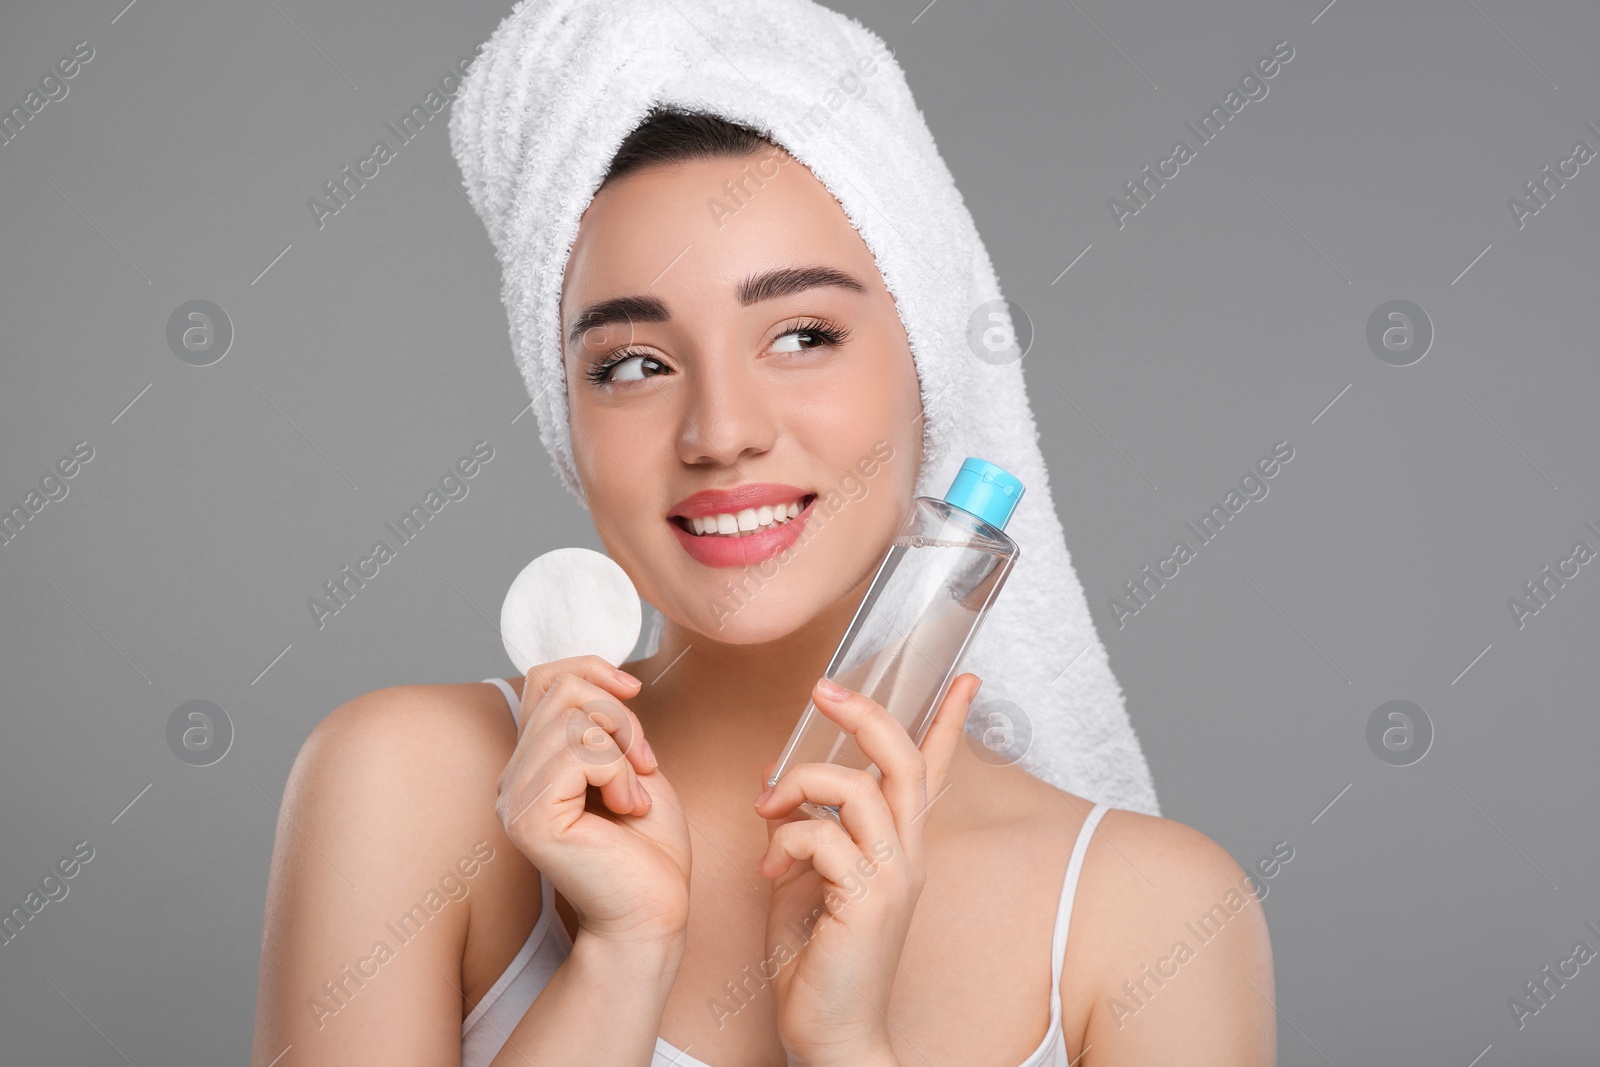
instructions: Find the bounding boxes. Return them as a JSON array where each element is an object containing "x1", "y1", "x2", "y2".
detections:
[{"x1": 449, "y1": 0, "x2": 1161, "y2": 817}]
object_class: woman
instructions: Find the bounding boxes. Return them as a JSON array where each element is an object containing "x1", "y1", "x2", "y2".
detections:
[{"x1": 252, "y1": 4, "x2": 1275, "y2": 1065}]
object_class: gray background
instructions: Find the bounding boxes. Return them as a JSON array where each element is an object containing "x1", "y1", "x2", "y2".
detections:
[{"x1": 2, "y1": 0, "x2": 1596, "y2": 1062}]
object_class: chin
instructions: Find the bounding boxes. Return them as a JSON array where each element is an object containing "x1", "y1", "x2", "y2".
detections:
[
  {"x1": 645, "y1": 571, "x2": 819, "y2": 645},
  {"x1": 698, "y1": 602, "x2": 817, "y2": 646},
  {"x1": 663, "y1": 544, "x2": 881, "y2": 648}
]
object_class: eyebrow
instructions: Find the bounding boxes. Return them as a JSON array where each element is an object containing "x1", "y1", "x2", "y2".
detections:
[{"x1": 565, "y1": 265, "x2": 868, "y2": 347}]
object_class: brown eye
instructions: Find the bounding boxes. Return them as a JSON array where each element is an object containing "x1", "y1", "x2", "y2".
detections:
[
  {"x1": 771, "y1": 320, "x2": 851, "y2": 354},
  {"x1": 772, "y1": 329, "x2": 821, "y2": 353},
  {"x1": 587, "y1": 352, "x2": 667, "y2": 386}
]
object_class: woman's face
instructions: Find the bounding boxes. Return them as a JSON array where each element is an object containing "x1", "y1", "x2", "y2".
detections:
[{"x1": 561, "y1": 145, "x2": 923, "y2": 645}]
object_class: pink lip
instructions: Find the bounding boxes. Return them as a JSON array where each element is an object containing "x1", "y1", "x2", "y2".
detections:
[
  {"x1": 669, "y1": 482, "x2": 812, "y2": 518},
  {"x1": 668, "y1": 495, "x2": 817, "y2": 568}
]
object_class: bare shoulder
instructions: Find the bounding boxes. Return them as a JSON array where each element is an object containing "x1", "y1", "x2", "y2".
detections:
[
  {"x1": 1058, "y1": 802, "x2": 1278, "y2": 1064},
  {"x1": 302, "y1": 679, "x2": 520, "y2": 801},
  {"x1": 252, "y1": 679, "x2": 528, "y2": 1064},
  {"x1": 286, "y1": 678, "x2": 534, "y2": 930}
]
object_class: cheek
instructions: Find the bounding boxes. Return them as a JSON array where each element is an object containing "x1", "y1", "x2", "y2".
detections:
[
  {"x1": 568, "y1": 391, "x2": 645, "y2": 521},
  {"x1": 809, "y1": 339, "x2": 919, "y2": 441},
  {"x1": 793, "y1": 380, "x2": 892, "y2": 481},
  {"x1": 821, "y1": 346, "x2": 919, "y2": 487},
  {"x1": 796, "y1": 359, "x2": 920, "y2": 537}
]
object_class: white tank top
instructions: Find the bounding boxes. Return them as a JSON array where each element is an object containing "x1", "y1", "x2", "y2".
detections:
[{"x1": 464, "y1": 677, "x2": 1108, "y2": 1067}]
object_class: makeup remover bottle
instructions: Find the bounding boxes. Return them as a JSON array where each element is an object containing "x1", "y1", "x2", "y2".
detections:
[{"x1": 767, "y1": 457, "x2": 1024, "y2": 823}]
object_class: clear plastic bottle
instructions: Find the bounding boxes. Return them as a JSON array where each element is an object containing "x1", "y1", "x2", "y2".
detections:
[{"x1": 766, "y1": 457, "x2": 1025, "y2": 823}]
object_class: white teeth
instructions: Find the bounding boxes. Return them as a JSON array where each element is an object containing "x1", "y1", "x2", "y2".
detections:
[{"x1": 682, "y1": 497, "x2": 808, "y2": 537}]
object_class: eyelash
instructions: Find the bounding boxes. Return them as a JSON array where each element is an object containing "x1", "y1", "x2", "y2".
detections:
[{"x1": 582, "y1": 318, "x2": 853, "y2": 386}]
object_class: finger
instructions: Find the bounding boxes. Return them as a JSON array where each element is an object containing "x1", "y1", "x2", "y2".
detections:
[
  {"x1": 499, "y1": 710, "x2": 650, "y2": 833},
  {"x1": 506, "y1": 690, "x2": 654, "y2": 822},
  {"x1": 564, "y1": 706, "x2": 653, "y2": 817},
  {"x1": 757, "y1": 759, "x2": 779, "y2": 844},
  {"x1": 918, "y1": 674, "x2": 981, "y2": 812},
  {"x1": 516, "y1": 689, "x2": 653, "y2": 780},
  {"x1": 809, "y1": 677, "x2": 928, "y2": 849},
  {"x1": 569, "y1": 694, "x2": 658, "y2": 776},
  {"x1": 520, "y1": 656, "x2": 641, "y2": 734},
  {"x1": 524, "y1": 672, "x2": 655, "y2": 779},
  {"x1": 758, "y1": 818, "x2": 886, "y2": 906},
  {"x1": 755, "y1": 762, "x2": 897, "y2": 861}
]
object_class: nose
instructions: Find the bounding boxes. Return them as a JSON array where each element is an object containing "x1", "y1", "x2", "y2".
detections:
[{"x1": 673, "y1": 346, "x2": 777, "y2": 470}]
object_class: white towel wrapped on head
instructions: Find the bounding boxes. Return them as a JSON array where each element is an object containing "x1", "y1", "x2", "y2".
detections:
[{"x1": 449, "y1": 0, "x2": 1161, "y2": 816}]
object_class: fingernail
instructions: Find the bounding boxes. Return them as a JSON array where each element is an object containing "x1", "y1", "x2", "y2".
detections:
[
  {"x1": 615, "y1": 667, "x2": 641, "y2": 686},
  {"x1": 641, "y1": 738, "x2": 658, "y2": 769},
  {"x1": 816, "y1": 676, "x2": 847, "y2": 700},
  {"x1": 973, "y1": 676, "x2": 983, "y2": 697},
  {"x1": 635, "y1": 781, "x2": 651, "y2": 808},
  {"x1": 754, "y1": 785, "x2": 774, "y2": 807}
]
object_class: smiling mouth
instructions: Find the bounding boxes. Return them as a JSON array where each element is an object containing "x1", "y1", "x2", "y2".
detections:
[{"x1": 671, "y1": 494, "x2": 817, "y2": 538}]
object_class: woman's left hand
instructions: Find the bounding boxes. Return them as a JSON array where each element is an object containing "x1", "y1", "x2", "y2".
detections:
[{"x1": 753, "y1": 672, "x2": 982, "y2": 1067}]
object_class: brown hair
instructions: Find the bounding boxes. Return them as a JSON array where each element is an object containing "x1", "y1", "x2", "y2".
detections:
[{"x1": 600, "y1": 106, "x2": 778, "y2": 188}]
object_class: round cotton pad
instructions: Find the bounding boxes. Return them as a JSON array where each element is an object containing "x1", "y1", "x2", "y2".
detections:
[{"x1": 499, "y1": 547, "x2": 642, "y2": 676}]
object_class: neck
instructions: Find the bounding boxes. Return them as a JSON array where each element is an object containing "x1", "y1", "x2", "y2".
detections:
[{"x1": 626, "y1": 571, "x2": 876, "y2": 796}]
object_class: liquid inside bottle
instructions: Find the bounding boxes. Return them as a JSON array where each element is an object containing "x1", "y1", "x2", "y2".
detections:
[{"x1": 767, "y1": 458, "x2": 1024, "y2": 824}]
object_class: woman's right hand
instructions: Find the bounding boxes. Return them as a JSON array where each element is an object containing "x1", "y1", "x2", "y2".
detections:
[{"x1": 495, "y1": 656, "x2": 691, "y2": 952}]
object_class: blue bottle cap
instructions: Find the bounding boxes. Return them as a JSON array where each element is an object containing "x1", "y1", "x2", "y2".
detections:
[{"x1": 943, "y1": 457, "x2": 1024, "y2": 530}]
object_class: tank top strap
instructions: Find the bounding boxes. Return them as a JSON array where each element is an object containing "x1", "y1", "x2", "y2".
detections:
[
  {"x1": 482, "y1": 677, "x2": 521, "y2": 728},
  {"x1": 1049, "y1": 801, "x2": 1109, "y2": 1003}
]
